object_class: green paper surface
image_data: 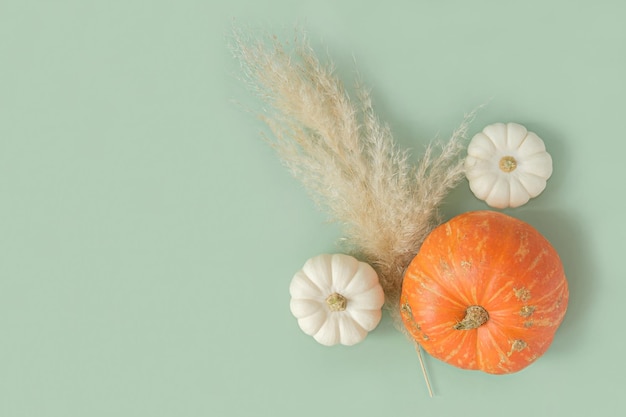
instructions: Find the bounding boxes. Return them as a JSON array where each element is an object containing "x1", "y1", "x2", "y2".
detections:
[{"x1": 1, "y1": 0, "x2": 624, "y2": 416}]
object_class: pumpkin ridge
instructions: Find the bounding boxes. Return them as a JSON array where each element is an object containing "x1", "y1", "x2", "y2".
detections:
[
  {"x1": 330, "y1": 253, "x2": 360, "y2": 287},
  {"x1": 341, "y1": 267, "x2": 380, "y2": 295},
  {"x1": 475, "y1": 329, "x2": 487, "y2": 370},
  {"x1": 486, "y1": 318, "x2": 554, "y2": 366},
  {"x1": 510, "y1": 128, "x2": 529, "y2": 150},
  {"x1": 480, "y1": 324, "x2": 514, "y2": 373},
  {"x1": 467, "y1": 132, "x2": 496, "y2": 156},
  {"x1": 299, "y1": 272, "x2": 328, "y2": 295},
  {"x1": 498, "y1": 319, "x2": 559, "y2": 332},
  {"x1": 482, "y1": 278, "x2": 515, "y2": 307},
  {"x1": 290, "y1": 275, "x2": 326, "y2": 301},
  {"x1": 485, "y1": 309, "x2": 544, "y2": 335},
  {"x1": 445, "y1": 257, "x2": 481, "y2": 307},
  {"x1": 298, "y1": 309, "x2": 328, "y2": 336},
  {"x1": 338, "y1": 317, "x2": 367, "y2": 346},
  {"x1": 291, "y1": 299, "x2": 324, "y2": 319},
  {"x1": 511, "y1": 176, "x2": 531, "y2": 197},
  {"x1": 345, "y1": 287, "x2": 384, "y2": 309},
  {"x1": 303, "y1": 255, "x2": 334, "y2": 290},
  {"x1": 518, "y1": 145, "x2": 548, "y2": 159},
  {"x1": 486, "y1": 178, "x2": 511, "y2": 207},
  {"x1": 524, "y1": 280, "x2": 568, "y2": 308},
  {"x1": 483, "y1": 298, "x2": 554, "y2": 333},
  {"x1": 504, "y1": 273, "x2": 564, "y2": 313},
  {"x1": 415, "y1": 255, "x2": 474, "y2": 308},
  {"x1": 314, "y1": 313, "x2": 341, "y2": 346},
  {"x1": 422, "y1": 316, "x2": 461, "y2": 335},
  {"x1": 346, "y1": 310, "x2": 373, "y2": 331},
  {"x1": 453, "y1": 260, "x2": 507, "y2": 308},
  {"x1": 442, "y1": 330, "x2": 476, "y2": 366},
  {"x1": 416, "y1": 280, "x2": 467, "y2": 310},
  {"x1": 425, "y1": 324, "x2": 465, "y2": 354},
  {"x1": 521, "y1": 248, "x2": 551, "y2": 276},
  {"x1": 524, "y1": 166, "x2": 545, "y2": 177},
  {"x1": 404, "y1": 261, "x2": 468, "y2": 310},
  {"x1": 407, "y1": 308, "x2": 455, "y2": 346},
  {"x1": 422, "y1": 226, "x2": 502, "y2": 308}
]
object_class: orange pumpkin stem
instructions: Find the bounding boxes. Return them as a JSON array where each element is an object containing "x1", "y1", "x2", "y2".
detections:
[{"x1": 454, "y1": 305, "x2": 489, "y2": 330}]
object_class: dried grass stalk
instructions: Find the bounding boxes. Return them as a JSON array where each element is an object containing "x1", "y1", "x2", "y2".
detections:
[{"x1": 231, "y1": 28, "x2": 474, "y2": 326}]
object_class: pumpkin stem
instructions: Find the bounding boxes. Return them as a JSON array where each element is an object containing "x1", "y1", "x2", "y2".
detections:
[
  {"x1": 326, "y1": 293, "x2": 347, "y2": 312},
  {"x1": 454, "y1": 305, "x2": 489, "y2": 330},
  {"x1": 499, "y1": 156, "x2": 518, "y2": 172}
]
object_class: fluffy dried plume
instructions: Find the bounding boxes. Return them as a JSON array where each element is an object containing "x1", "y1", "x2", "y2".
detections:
[{"x1": 231, "y1": 28, "x2": 475, "y2": 325}]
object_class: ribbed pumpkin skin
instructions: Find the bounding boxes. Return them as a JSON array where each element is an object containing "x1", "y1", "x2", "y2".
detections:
[{"x1": 400, "y1": 211, "x2": 569, "y2": 374}]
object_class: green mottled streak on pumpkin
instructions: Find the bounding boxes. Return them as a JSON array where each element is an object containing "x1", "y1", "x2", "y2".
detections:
[{"x1": 520, "y1": 305, "x2": 536, "y2": 317}]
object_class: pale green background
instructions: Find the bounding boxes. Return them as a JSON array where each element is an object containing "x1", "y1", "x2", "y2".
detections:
[{"x1": 1, "y1": 0, "x2": 624, "y2": 416}]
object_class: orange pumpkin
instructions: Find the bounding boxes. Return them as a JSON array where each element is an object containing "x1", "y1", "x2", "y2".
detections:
[{"x1": 400, "y1": 210, "x2": 568, "y2": 374}]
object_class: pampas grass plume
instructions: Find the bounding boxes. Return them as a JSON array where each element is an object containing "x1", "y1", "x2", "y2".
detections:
[{"x1": 231, "y1": 28, "x2": 475, "y2": 326}]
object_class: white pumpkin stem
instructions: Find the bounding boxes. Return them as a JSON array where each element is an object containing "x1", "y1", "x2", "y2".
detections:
[
  {"x1": 499, "y1": 156, "x2": 518, "y2": 172},
  {"x1": 325, "y1": 292, "x2": 348, "y2": 312},
  {"x1": 414, "y1": 343, "x2": 434, "y2": 398}
]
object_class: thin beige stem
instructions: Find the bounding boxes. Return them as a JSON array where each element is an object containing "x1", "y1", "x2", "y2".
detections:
[{"x1": 415, "y1": 343, "x2": 433, "y2": 398}]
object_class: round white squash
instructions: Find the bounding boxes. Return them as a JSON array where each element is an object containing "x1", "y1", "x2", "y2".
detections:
[
  {"x1": 465, "y1": 122, "x2": 553, "y2": 208},
  {"x1": 289, "y1": 254, "x2": 385, "y2": 346}
]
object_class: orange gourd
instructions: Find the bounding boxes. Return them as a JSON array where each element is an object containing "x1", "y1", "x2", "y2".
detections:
[{"x1": 400, "y1": 210, "x2": 569, "y2": 374}]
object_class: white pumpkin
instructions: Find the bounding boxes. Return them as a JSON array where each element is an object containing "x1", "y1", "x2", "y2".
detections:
[
  {"x1": 464, "y1": 122, "x2": 553, "y2": 208},
  {"x1": 289, "y1": 254, "x2": 385, "y2": 346}
]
